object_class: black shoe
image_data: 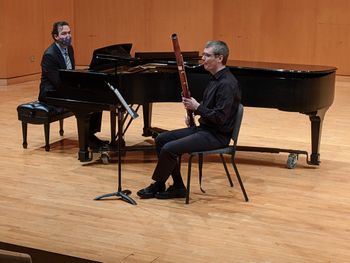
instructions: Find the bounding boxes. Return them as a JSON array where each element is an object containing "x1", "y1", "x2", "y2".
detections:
[
  {"x1": 155, "y1": 185, "x2": 187, "y2": 199},
  {"x1": 137, "y1": 182, "x2": 166, "y2": 199},
  {"x1": 89, "y1": 135, "x2": 108, "y2": 148}
]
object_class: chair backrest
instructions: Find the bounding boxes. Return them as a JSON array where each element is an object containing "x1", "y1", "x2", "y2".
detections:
[{"x1": 231, "y1": 103, "x2": 244, "y2": 146}]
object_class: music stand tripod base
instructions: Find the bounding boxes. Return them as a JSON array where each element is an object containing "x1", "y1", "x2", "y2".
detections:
[
  {"x1": 94, "y1": 190, "x2": 137, "y2": 205},
  {"x1": 94, "y1": 81, "x2": 139, "y2": 206}
]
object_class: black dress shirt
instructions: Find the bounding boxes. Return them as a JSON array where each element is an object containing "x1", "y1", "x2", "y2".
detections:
[{"x1": 195, "y1": 67, "x2": 241, "y2": 134}]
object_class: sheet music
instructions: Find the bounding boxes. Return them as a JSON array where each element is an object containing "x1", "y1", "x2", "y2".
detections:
[{"x1": 105, "y1": 81, "x2": 139, "y2": 119}]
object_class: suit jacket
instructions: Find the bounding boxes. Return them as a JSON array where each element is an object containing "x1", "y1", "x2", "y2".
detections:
[{"x1": 38, "y1": 42, "x2": 75, "y2": 102}]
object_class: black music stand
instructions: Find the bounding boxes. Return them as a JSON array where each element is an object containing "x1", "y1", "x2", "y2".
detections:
[{"x1": 94, "y1": 81, "x2": 139, "y2": 205}]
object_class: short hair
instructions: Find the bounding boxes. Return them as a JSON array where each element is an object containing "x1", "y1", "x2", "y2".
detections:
[
  {"x1": 205, "y1": 40, "x2": 229, "y2": 65},
  {"x1": 51, "y1": 21, "x2": 69, "y2": 40}
]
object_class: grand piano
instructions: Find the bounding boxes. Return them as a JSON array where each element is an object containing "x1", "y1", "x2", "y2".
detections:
[{"x1": 46, "y1": 43, "x2": 336, "y2": 167}]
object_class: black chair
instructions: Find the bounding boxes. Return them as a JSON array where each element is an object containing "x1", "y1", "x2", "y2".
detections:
[{"x1": 185, "y1": 103, "x2": 249, "y2": 204}]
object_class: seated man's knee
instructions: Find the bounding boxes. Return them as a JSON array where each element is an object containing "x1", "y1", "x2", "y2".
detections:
[
  {"x1": 160, "y1": 143, "x2": 178, "y2": 160},
  {"x1": 155, "y1": 132, "x2": 169, "y2": 147},
  {"x1": 162, "y1": 142, "x2": 172, "y2": 153}
]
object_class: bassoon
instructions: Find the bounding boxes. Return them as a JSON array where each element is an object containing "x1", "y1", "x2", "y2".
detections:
[{"x1": 171, "y1": 33, "x2": 195, "y2": 127}]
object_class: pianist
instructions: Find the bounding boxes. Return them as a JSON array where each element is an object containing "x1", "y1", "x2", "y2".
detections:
[
  {"x1": 137, "y1": 40, "x2": 241, "y2": 199},
  {"x1": 38, "y1": 21, "x2": 105, "y2": 146}
]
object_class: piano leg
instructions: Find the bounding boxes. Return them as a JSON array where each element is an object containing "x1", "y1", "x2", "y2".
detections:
[
  {"x1": 308, "y1": 107, "x2": 328, "y2": 165},
  {"x1": 74, "y1": 111, "x2": 93, "y2": 162},
  {"x1": 142, "y1": 103, "x2": 153, "y2": 136}
]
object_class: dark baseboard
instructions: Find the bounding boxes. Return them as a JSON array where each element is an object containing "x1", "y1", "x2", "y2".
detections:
[{"x1": 0, "y1": 241, "x2": 102, "y2": 263}]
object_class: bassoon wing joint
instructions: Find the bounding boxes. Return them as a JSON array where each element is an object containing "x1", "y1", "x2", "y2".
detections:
[{"x1": 171, "y1": 33, "x2": 195, "y2": 127}]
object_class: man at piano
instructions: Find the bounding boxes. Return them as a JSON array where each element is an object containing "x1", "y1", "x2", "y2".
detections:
[
  {"x1": 38, "y1": 21, "x2": 105, "y2": 147},
  {"x1": 137, "y1": 40, "x2": 241, "y2": 199}
]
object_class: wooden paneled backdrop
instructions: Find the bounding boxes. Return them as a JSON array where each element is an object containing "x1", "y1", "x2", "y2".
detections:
[{"x1": 1, "y1": 0, "x2": 350, "y2": 82}]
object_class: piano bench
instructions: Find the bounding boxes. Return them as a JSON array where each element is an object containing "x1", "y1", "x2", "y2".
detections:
[{"x1": 17, "y1": 101, "x2": 74, "y2": 151}]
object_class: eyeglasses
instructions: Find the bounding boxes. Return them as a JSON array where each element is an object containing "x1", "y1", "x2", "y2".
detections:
[
  {"x1": 202, "y1": 52, "x2": 216, "y2": 58},
  {"x1": 202, "y1": 52, "x2": 222, "y2": 58}
]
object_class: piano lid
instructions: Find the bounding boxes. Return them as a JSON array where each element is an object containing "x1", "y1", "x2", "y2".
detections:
[
  {"x1": 135, "y1": 51, "x2": 200, "y2": 60},
  {"x1": 89, "y1": 43, "x2": 133, "y2": 71},
  {"x1": 227, "y1": 60, "x2": 337, "y2": 74}
]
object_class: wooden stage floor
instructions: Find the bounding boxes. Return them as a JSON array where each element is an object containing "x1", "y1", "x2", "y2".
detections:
[{"x1": 0, "y1": 78, "x2": 350, "y2": 262}]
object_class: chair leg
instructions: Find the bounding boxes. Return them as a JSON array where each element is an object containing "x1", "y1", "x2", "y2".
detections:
[
  {"x1": 59, "y1": 119, "x2": 64, "y2": 136},
  {"x1": 198, "y1": 153, "x2": 205, "y2": 193},
  {"x1": 220, "y1": 154, "x2": 234, "y2": 187},
  {"x1": 231, "y1": 155, "x2": 249, "y2": 202},
  {"x1": 21, "y1": 122, "x2": 28, "y2": 149},
  {"x1": 44, "y1": 122, "x2": 50, "y2": 152},
  {"x1": 186, "y1": 155, "x2": 195, "y2": 204}
]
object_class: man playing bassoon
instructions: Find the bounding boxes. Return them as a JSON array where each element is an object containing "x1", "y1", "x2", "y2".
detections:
[{"x1": 137, "y1": 40, "x2": 241, "y2": 199}]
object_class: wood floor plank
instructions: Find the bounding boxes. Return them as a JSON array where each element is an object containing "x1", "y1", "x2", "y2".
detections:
[{"x1": 0, "y1": 78, "x2": 350, "y2": 262}]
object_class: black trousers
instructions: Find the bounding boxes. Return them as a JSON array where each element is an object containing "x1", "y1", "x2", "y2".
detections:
[
  {"x1": 152, "y1": 126, "x2": 231, "y2": 186},
  {"x1": 89, "y1": 112, "x2": 103, "y2": 135}
]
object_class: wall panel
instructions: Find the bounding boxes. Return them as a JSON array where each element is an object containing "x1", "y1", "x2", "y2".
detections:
[
  {"x1": 0, "y1": 1, "x2": 7, "y2": 78},
  {"x1": 314, "y1": 0, "x2": 350, "y2": 73},
  {"x1": 214, "y1": 0, "x2": 350, "y2": 74},
  {"x1": 1, "y1": 0, "x2": 350, "y2": 80},
  {"x1": 74, "y1": 0, "x2": 213, "y2": 65},
  {"x1": 0, "y1": 0, "x2": 44, "y2": 78},
  {"x1": 0, "y1": 0, "x2": 74, "y2": 79}
]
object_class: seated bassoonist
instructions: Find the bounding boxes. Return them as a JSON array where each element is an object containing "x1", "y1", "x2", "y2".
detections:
[{"x1": 137, "y1": 35, "x2": 241, "y2": 200}]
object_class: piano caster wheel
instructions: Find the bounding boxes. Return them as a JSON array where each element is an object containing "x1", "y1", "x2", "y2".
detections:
[
  {"x1": 100, "y1": 153, "x2": 110, "y2": 164},
  {"x1": 287, "y1": 153, "x2": 298, "y2": 169}
]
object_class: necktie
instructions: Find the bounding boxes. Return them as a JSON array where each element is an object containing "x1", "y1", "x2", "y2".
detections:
[{"x1": 64, "y1": 49, "x2": 72, "y2": 70}]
